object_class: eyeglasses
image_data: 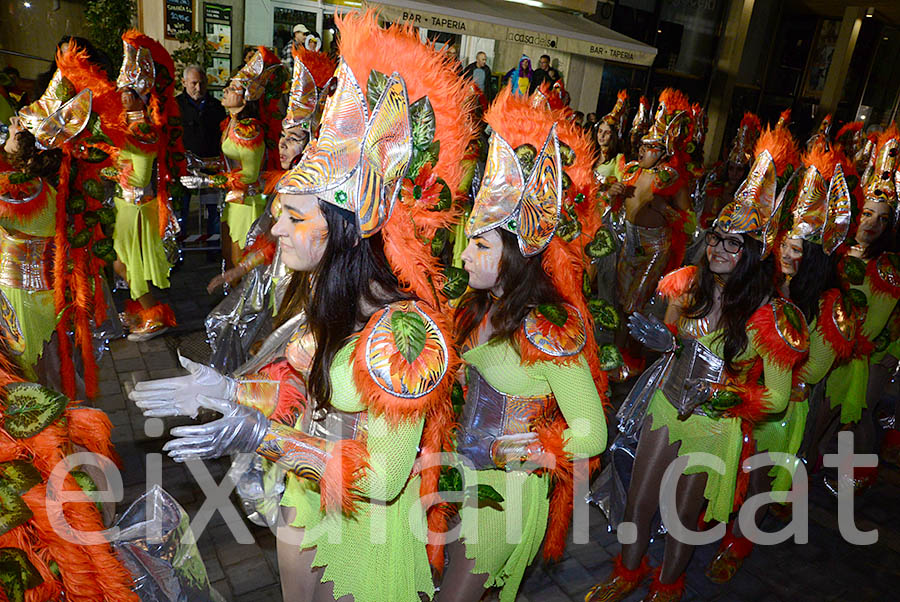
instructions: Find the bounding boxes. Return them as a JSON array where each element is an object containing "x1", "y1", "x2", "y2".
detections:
[{"x1": 705, "y1": 231, "x2": 744, "y2": 254}]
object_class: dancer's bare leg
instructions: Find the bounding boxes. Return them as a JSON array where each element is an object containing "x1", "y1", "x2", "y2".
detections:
[
  {"x1": 620, "y1": 416, "x2": 680, "y2": 570},
  {"x1": 276, "y1": 507, "x2": 352, "y2": 602},
  {"x1": 434, "y1": 539, "x2": 491, "y2": 602},
  {"x1": 659, "y1": 470, "x2": 707, "y2": 583}
]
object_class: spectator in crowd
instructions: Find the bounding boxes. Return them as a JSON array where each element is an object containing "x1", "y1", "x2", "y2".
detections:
[
  {"x1": 462, "y1": 51, "x2": 494, "y2": 100},
  {"x1": 445, "y1": 44, "x2": 463, "y2": 75},
  {"x1": 176, "y1": 65, "x2": 227, "y2": 232},
  {"x1": 1, "y1": 67, "x2": 27, "y2": 108},
  {"x1": 573, "y1": 111, "x2": 585, "y2": 128},
  {"x1": 586, "y1": 112, "x2": 599, "y2": 128},
  {"x1": 281, "y1": 24, "x2": 320, "y2": 67},
  {"x1": 243, "y1": 45, "x2": 257, "y2": 65},
  {"x1": 528, "y1": 53, "x2": 552, "y2": 94},
  {"x1": 547, "y1": 67, "x2": 570, "y2": 106},
  {"x1": 504, "y1": 54, "x2": 532, "y2": 96}
]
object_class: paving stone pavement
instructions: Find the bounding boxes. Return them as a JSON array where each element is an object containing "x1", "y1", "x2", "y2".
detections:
[{"x1": 96, "y1": 252, "x2": 900, "y2": 601}]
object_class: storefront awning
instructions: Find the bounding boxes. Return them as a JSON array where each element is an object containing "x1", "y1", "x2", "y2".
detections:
[{"x1": 364, "y1": 0, "x2": 657, "y2": 67}]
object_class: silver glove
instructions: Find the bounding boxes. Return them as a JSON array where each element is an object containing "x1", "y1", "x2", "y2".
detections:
[
  {"x1": 628, "y1": 312, "x2": 676, "y2": 353},
  {"x1": 180, "y1": 174, "x2": 212, "y2": 189},
  {"x1": 163, "y1": 395, "x2": 269, "y2": 462},
  {"x1": 130, "y1": 353, "x2": 237, "y2": 418}
]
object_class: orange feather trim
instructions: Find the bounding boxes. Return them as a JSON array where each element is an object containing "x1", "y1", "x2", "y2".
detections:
[
  {"x1": 244, "y1": 233, "x2": 277, "y2": 267},
  {"x1": 754, "y1": 127, "x2": 800, "y2": 177},
  {"x1": 657, "y1": 265, "x2": 697, "y2": 301},
  {"x1": 261, "y1": 169, "x2": 285, "y2": 195},
  {"x1": 67, "y1": 407, "x2": 122, "y2": 467},
  {"x1": 54, "y1": 152, "x2": 76, "y2": 398},
  {"x1": 0, "y1": 175, "x2": 50, "y2": 221},
  {"x1": 817, "y1": 288, "x2": 856, "y2": 361},
  {"x1": 351, "y1": 304, "x2": 456, "y2": 426},
  {"x1": 647, "y1": 567, "x2": 686, "y2": 595},
  {"x1": 319, "y1": 438, "x2": 370, "y2": 515},
  {"x1": 123, "y1": 299, "x2": 143, "y2": 317},
  {"x1": 609, "y1": 554, "x2": 652, "y2": 582},
  {"x1": 747, "y1": 303, "x2": 807, "y2": 371},
  {"x1": 868, "y1": 253, "x2": 900, "y2": 300},
  {"x1": 259, "y1": 360, "x2": 308, "y2": 424},
  {"x1": 140, "y1": 303, "x2": 177, "y2": 327},
  {"x1": 418, "y1": 357, "x2": 459, "y2": 572},
  {"x1": 663, "y1": 207, "x2": 691, "y2": 276},
  {"x1": 534, "y1": 415, "x2": 572, "y2": 561},
  {"x1": 296, "y1": 47, "x2": 337, "y2": 87}
]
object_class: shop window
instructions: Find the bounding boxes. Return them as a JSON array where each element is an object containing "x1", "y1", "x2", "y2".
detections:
[{"x1": 273, "y1": 7, "x2": 318, "y2": 59}]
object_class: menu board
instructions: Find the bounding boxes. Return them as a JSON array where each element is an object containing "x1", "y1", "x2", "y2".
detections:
[
  {"x1": 204, "y1": 3, "x2": 233, "y2": 91},
  {"x1": 165, "y1": 0, "x2": 193, "y2": 39}
]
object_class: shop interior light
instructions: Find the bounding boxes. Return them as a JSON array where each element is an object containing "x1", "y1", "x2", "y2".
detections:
[
  {"x1": 506, "y1": 0, "x2": 548, "y2": 8},
  {"x1": 23, "y1": 0, "x2": 31, "y2": 6},
  {"x1": 865, "y1": 7, "x2": 874, "y2": 17}
]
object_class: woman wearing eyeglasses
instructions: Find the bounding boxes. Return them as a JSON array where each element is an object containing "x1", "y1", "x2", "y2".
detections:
[
  {"x1": 705, "y1": 148, "x2": 860, "y2": 583},
  {"x1": 586, "y1": 128, "x2": 809, "y2": 602}
]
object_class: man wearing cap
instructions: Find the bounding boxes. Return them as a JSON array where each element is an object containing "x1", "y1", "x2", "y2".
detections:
[{"x1": 282, "y1": 24, "x2": 320, "y2": 68}]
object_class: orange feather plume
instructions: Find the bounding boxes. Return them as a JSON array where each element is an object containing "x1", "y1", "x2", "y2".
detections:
[
  {"x1": 776, "y1": 108, "x2": 791, "y2": 129},
  {"x1": 740, "y1": 112, "x2": 761, "y2": 134},
  {"x1": 754, "y1": 126, "x2": 800, "y2": 177},
  {"x1": 802, "y1": 146, "x2": 838, "y2": 181},
  {"x1": 295, "y1": 46, "x2": 337, "y2": 87},
  {"x1": 658, "y1": 88, "x2": 691, "y2": 115}
]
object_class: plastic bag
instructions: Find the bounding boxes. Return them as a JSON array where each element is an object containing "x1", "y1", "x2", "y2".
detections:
[
  {"x1": 111, "y1": 485, "x2": 225, "y2": 602},
  {"x1": 206, "y1": 263, "x2": 274, "y2": 374}
]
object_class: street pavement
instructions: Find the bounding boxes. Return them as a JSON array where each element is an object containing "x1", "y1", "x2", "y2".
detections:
[{"x1": 94, "y1": 251, "x2": 900, "y2": 601}]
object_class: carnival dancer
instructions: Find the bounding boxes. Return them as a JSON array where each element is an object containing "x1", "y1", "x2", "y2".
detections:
[
  {"x1": 594, "y1": 90, "x2": 628, "y2": 188},
  {"x1": 205, "y1": 45, "x2": 336, "y2": 373},
  {"x1": 697, "y1": 112, "x2": 760, "y2": 230},
  {"x1": 820, "y1": 126, "x2": 900, "y2": 491},
  {"x1": 0, "y1": 44, "x2": 114, "y2": 397},
  {"x1": 586, "y1": 126, "x2": 809, "y2": 602},
  {"x1": 102, "y1": 32, "x2": 182, "y2": 341},
  {"x1": 706, "y1": 147, "x2": 857, "y2": 583},
  {"x1": 181, "y1": 47, "x2": 284, "y2": 271},
  {"x1": 616, "y1": 89, "x2": 694, "y2": 320},
  {"x1": 834, "y1": 120, "x2": 876, "y2": 178},
  {"x1": 131, "y1": 11, "x2": 473, "y2": 602},
  {"x1": 0, "y1": 305, "x2": 139, "y2": 602},
  {"x1": 626, "y1": 95, "x2": 651, "y2": 162},
  {"x1": 437, "y1": 87, "x2": 609, "y2": 602},
  {"x1": 806, "y1": 113, "x2": 832, "y2": 152}
]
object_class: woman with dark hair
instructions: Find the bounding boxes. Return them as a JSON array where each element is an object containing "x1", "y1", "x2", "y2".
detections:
[
  {"x1": 586, "y1": 128, "x2": 809, "y2": 602},
  {"x1": 438, "y1": 87, "x2": 608, "y2": 602},
  {"x1": 705, "y1": 148, "x2": 859, "y2": 583},
  {"x1": 32, "y1": 35, "x2": 113, "y2": 100},
  {"x1": 821, "y1": 127, "x2": 900, "y2": 491},
  {"x1": 181, "y1": 47, "x2": 283, "y2": 273},
  {"x1": 132, "y1": 12, "x2": 473, "y2": 601},
  {"x1": 593, "y1": 89, "x2": 627, "y2": 188}
]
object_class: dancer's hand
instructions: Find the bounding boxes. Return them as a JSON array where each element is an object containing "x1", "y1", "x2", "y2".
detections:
[
  {"x1": 130, "y1": 354, "x2": 237, "y2": 418},
  {"x1": 164, "y1": 395, "x2": 269, "y2": 462},
  {"x1": 491, "y1": 433, "x2": 549, "y2": 470},
  {"x1": 180, "y1": 175, "x2": 211, "y2": 189},
  {"x1": 627, "y1": 313, "x2": 676, "y2": 353},
  {"x1": 207, "y1": 266, "x2": 246, "y2": 294}
]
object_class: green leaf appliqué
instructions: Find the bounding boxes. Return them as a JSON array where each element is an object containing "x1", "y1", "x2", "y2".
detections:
[
  {"x1": 537, "y1": 304, "x2": 568, "y2": 328},
  {"x1": 2, "y1": 383, "x2": 69, "y2": 439},
  {"x1": 390, "y1": 310, "x2": 427, "y2": 365}
]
